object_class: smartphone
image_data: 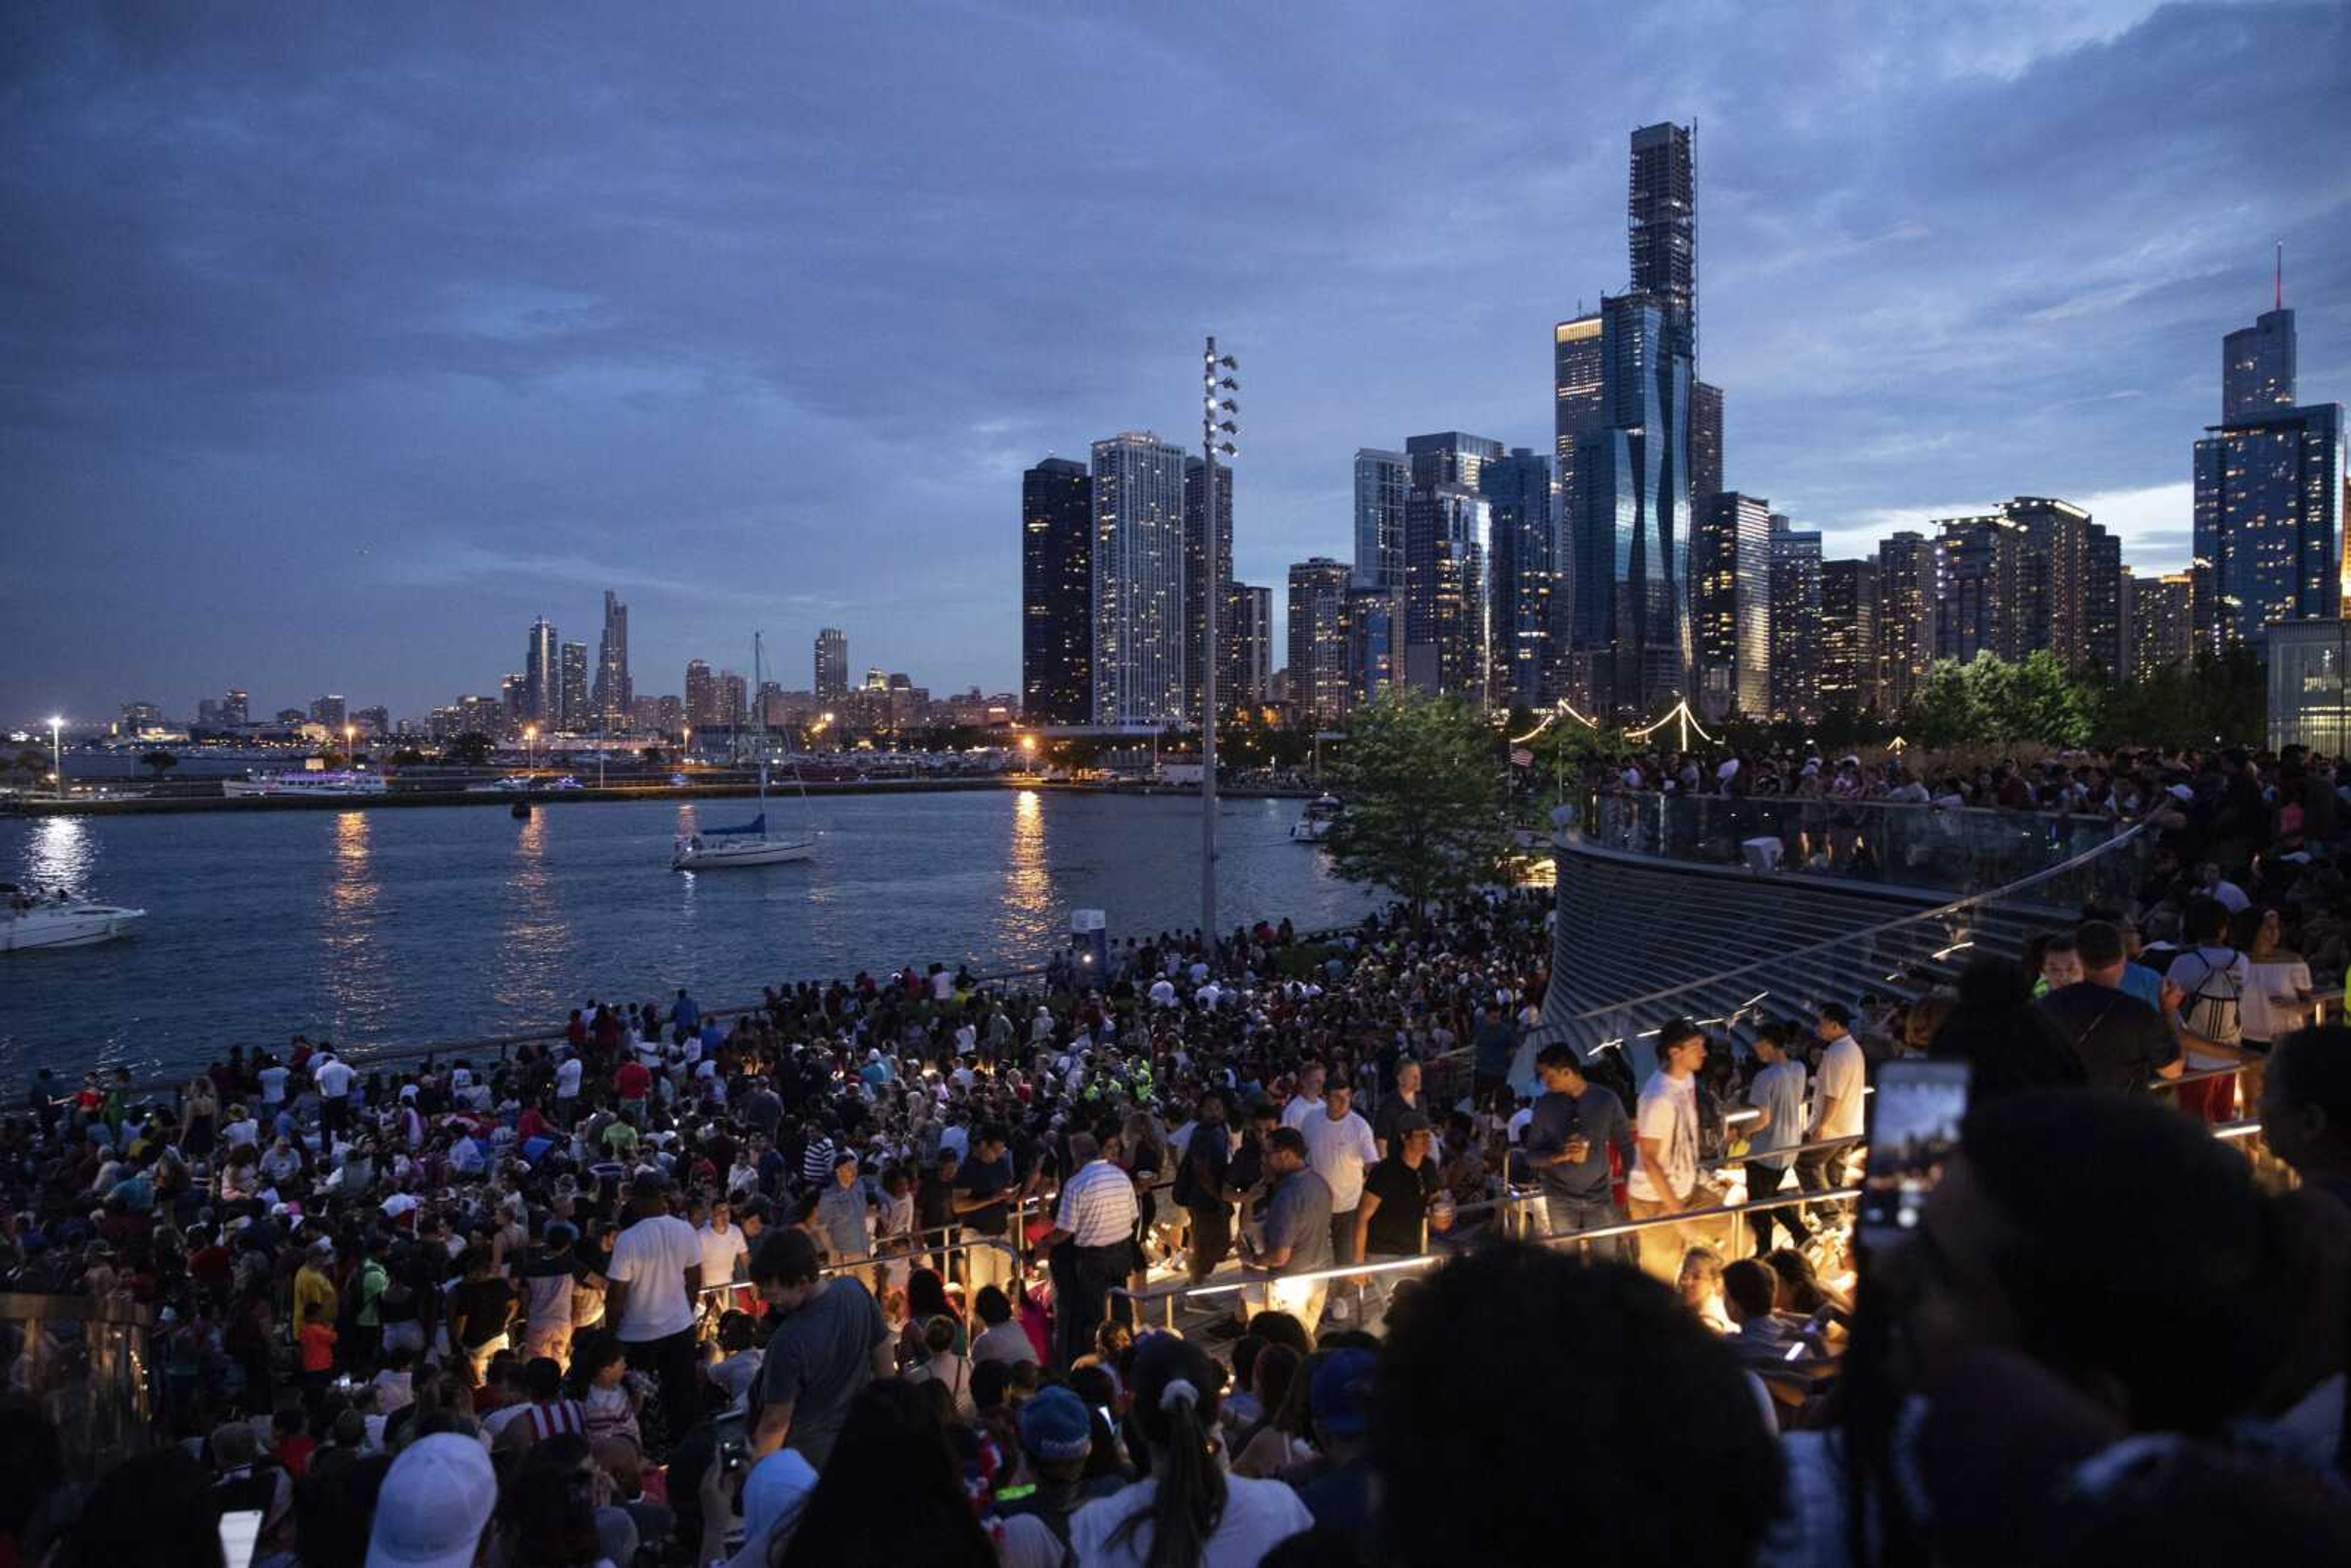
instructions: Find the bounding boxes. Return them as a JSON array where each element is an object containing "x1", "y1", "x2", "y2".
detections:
[
  {"x1": 1857, "y1": 1059, "x2": 1970, "y2": 1247},
  {"x1": 713, "y1": 1409, "x2": 748, "y2": 1474},
  {"x1": 218, "y1": 1509, "x2": 264, "y2": 1568}
]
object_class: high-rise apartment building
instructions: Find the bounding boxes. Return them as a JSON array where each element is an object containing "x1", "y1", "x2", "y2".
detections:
[
  {"x1": 1553, "y1": 313, "x2": 1605, "y2": 521},
  {"x1": 1479, "y1": 447, "x2": 1557, "y2": 710},
  {"x1": 2123, "y1": 569, "x2": 2194, "y2": 681},
  {"x1": 1183, "y1": 456, "x2": 1234, "y2": 726},
  {"x1": 1352, "y1": 449, "x2": 1410, "y2": 592},
  {"x1": 1241, "y1": 585, "x2": 1272, "y2": 708},
  {"x1": 1629, "y1": 121, "x2": 1697, "y2": 358},
  {"x1": 1090, "y1": 431, "x2": 1188, "y2": 726},
  {"x1": 222, "y1": 688, "x2": 250, "y2": 727},
  {"x1": 1288, "y1": 558, "x2": 1353, "y2": 726},
  {"x1": 1019, "y1": 459, "x2": 1092, "y2": 724},
  {"x1": 1346, "y1": 587, "x2": 1405, "y2": 710},
  {"x1": 1818, "y1": 558, "x2": 1881, "y2": 714},
  {"x1": 2193, "y1": 298, "x2": 2344, "y2": 651},
  {"x1": 718, "y1": 671, "x2": 748, "y2": 729},
  {"x1": 685, "y1": 659, "x2": 717, "y2": 729},
  {"x1": 1768, "y1": 515, "x2": 1822, "y2": 723},
  {"x1": 559, "y1": 642, "x2": 588, "y2": 732},
  {"x1": 2085, "y1": 523, "x2": 2123, "y2": 677},
  {"x1": 310, "y1": 693, "x2": 348, "y2": 730},
  {"x1": 814, "y1": 626, "x2": 849, "y2": 700},
  {"x1": 1693, "y1": 492, "x2": 1771, "y2": 719},
  {"x1": 1689, "y1": 379, "x2": 1723, "y2": 507},
  {"x1": 1875, "y1": 532, "x2": 1939, "y2": 716},
  {"x1": 592, "y1": 590, "x2": 631, "y2": 732},
  {"x1": 1403, "y1": 483, "x2": 1494, "y2": 703},
  {"x1": 523, "y1": 617, "x2": 558, "y2": 726},
  {"x1": 1932, "y1": 498, "x2": 2094, "y2": 667},
  {"x1": 498, "y1": 675, "x2": 526, "y2": 733}
]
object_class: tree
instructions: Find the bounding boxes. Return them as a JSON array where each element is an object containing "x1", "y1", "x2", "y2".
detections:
[
  {"x1": 2003, "y1": 650, "x2": 2093, "y2": 747},
  {"x1": 389, "y1": 746, "x2": 429, "y2": 766},
  {"x1": 1903, "y1": 659, "x2": 1987, "y2": 747},
  {"x1": 1324, "y1": 689, "x2": 1513, "y2": 923},
  {"x1": 140, "y1": 749, "x2": 178, "y2": 778},
  {"x1": 444, "y1": 732, "x2": 494, "y2": 767}
]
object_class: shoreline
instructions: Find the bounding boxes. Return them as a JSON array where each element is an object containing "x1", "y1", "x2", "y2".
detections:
[{"x1": 4, "y1": 776, "x2": 1326, "y2": 817}]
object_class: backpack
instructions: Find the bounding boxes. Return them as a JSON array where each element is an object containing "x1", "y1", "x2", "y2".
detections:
[
  {"x1": 1171, "y1": 1137, "x2": 1201, "y2": 1209},
  {"x1": 2177, "y1": 948, "x2": 2244, "y2": 1047}
]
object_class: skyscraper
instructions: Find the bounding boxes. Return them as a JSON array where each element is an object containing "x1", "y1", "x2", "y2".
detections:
[
  {"x1": 1875, "y1": 533, "x2": 1938, "y2": 716},
  {"x1": 1090, "y1": 431, "x2": 1188, "y2": 726},
  {"x1": 1553, "y1": 313, "x2": 1605, "y2": 510},
  {"x1": 593, "y1": 590, "x2": 631, "y2": 732},
  {"x1": 814, "y1": 627, "x2": 849, "y2": 700},
  {"x1": 2124, "y1": 570, "x2": 2194, "y2": 681},
  {"x1": 1768, "y1": 515, "x2": 1822, "y2": 722},
  {"x1": 1239, "y1": 584, "x2": 1272, "y2": 708},
  {"x1": 1346, "y1": 586, "x2": 1405, "y2": 710},
  {"x1": 310, "y1": 693, "x2": 348, "y2": 730},
  {"x1": 523, "y1": 617, "x2": 558, "y2": 726},
  {"x1": 1569, "y1": 289, "x2": 1694, "y2": 713},
  {"x1": 1404, "y1": 431, "x2": 1504, "y2": 492},
  {"x1": 1818, "y1": 558, "x2": 1881, "y2": 714},
  {"x1": 719, "y1": 671, "x2": 748, "y2": 729},
  {"x1": 222, "y1": 688, "x2": 250, "y2": 727},
  {"x1": 559, "y1": 641, "x2": 588, "y2": 732},
  {"x1": 1020, "y1": 459, "x2": 1092, "y2": 724},
  {"x1": 1629, "y1": 121, "x2": 1697, "y2": 358},
  {"x1": 685, "y1": 660, "x2": 716, "y2": 729},
  {"x1": 1403, "y1": 483, "x2": 1493, "y2": 702},
  {"x1": 1933, "y1": 498, "x2": 2094, "y2": 666},
  {"x1": 1183, "y1": 456, "x2": 1234, "y2": 725},
  {"x1": 1479, "y1": 447, "x2": 1557, "y2": 710},
  {"x1": 1693, "y1": 492, "x2": 1771, "y2": 719},
  {"x1": 2193, "y1": 299, "x2": 2344, "y2": 650},
  {"x1": 2085, "y1": 523, "x2": 2123, "y2": 677},
  {"x1": 1288, "y1": 558, "x2": 1353, "y2": 726},
  {"x1": 1689, "y1": 379, "x2": 1723, "y2": 506},
  {"x1": 1352, "y1": 449, "x2": 1410, "y2": 591}
]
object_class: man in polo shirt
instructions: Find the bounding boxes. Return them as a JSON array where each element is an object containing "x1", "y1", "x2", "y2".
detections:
[
  {"x1": 1035, "y1": 1131, "x2": 1138, "y2": 1368},
  {"x1": 1240, "y1": 1126, "x2": 1335, "y2": 1335}
]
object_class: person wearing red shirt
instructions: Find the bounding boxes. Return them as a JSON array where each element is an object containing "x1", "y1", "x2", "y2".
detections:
[
  {"x1": 516, "y1": 1101, "x2": 550, "y2": 1142},
  {"x1": 615, "y1": 1059, "x2": 651, "y2": 1123}
]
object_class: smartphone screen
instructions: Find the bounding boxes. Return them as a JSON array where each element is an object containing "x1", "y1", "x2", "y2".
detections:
[
  {"x1": 1857, "y1": 1059, "x2": 1970, "y2": 1247},
  {"x1": 712, "y1": 1409, "x2": 746, "y2": 1472},
  {"x1": 218, "y1": 1509, "x2": 264, "y2": 1568}
]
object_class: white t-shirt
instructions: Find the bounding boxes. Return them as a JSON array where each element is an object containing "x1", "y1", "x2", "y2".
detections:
[
  {"x1": 1068, "y1": 1472, "x2": 1312, "y2": 1568},
  {"x1": 1299, "y1": 1108, "x2": 1380, "y2": 1213},
  {"x1": 698, "y1": 1222, "x2": 749, "y2": 1286},
  {"x1": 1813, "y1": 1035, "x2": 1867, "y2": 1139},
  {"x1": 1280, "y1": 1095, "x2": 1320, "y2": 1134},
  {"x1": 556, "y1": 1057, "x2": 584, "y2": 1097},
  {"x1": 607, "y1": 1214, "x2": 703, "y2": 1341},
  {"x1": 1627, "y1": 1072, "x2": 1699, "y2": 1203},
  {"x1": 257, "y1": 1066, "x2": 290, "y2": 1105},
  {"x1": 2241, "y1": 956, "x2": 2314, "y2": 1045},
  {"x1": 314, "y1": 1059, "x2": 355, "y2": 1100}
]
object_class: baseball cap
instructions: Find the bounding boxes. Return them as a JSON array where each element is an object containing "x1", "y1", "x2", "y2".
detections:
[
  {"x1": 365, "y1": 1433, "x2": 495, "y2": 1568},
  {"x1": 1311, "y1": 1348, "x2": 1376, "y2": 1438},
  {"x1": 1018, "y1": 1385, "x2": 1093, "y2": 1461}
]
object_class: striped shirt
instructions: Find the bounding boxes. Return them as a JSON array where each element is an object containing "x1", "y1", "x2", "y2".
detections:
[
  {"x1": 801, "y1": 1135, "x2": 836, "y2": 1188},
  {"x1": 1056, "y1": 1159, "x2": 1141, "y2": 1247},
  {"x1": 525, "y1": 1398, "x2": 586, "y2": 1441}
]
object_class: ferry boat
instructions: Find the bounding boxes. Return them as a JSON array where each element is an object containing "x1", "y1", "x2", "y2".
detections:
[
  {"x1": 2, "y1": 886, "x2": 147, "y2": 951},
  {"x1": 222, "y1": 770, "x2": 389, "y2": 798},
  {"x1": 1290, "y1": 793, "x2": 1342, "y2": 842}
]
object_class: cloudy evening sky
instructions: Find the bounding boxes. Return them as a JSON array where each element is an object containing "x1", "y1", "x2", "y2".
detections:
[{"x1": 4, "y1": 1, "x2": 2348, "y2": 722}]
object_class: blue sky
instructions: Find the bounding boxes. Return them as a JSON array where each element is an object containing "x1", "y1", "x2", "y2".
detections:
[{"x1": 4, "y1": 1, "x2": 2347, "y2": 721}]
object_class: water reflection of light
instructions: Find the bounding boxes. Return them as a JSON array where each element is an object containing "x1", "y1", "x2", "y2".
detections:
[
  {"x1": 324, "y1": 812, "x2": 389, "y2": 1038},
  {"x1": 999, "y1": 788, "x2": 1052, "y2": 948},
  {"x1": 24, "y1": 816, "x2": 93, "y2": 891},
  {"x1": 494, "y1": 803, "x2": 568, "y2": 1016}
]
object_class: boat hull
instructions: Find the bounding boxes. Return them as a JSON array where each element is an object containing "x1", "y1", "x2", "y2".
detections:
[
  {"x1": 672, "y1": 838, "x2": 817, "y2": 870},
  {"x1": 2, "y1": 906, "x2": 146, "y2": 952},
  {"x1": 1289, "y1": 822, "x2": 1332, "y2": 842}
]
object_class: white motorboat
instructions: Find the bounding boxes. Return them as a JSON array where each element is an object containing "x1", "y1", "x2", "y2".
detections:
[
  {"x1": 2, "y1": 887, "x2": 147, "y2": 951},
  {"x1": 223, "y1": 770, "x2": 388, "y2": 798},
  {"x1": 672, "y1": 631, "x2": 818, "y2": 871},
  {"x1": 1290, "y1": 793, "x2": 1342, "y2": 842}
]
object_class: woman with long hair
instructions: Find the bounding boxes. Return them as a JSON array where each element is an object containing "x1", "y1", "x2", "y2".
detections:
[
  {"x1": 1069, "y1": 1335, "x2": 1311, "y2": 1568},
  {"x1": 776, "y1": 1379, "x2": 992, "y2": 1568},
  {"x1": 1227, "y1": 1345, "x2": 1311, "y2": 1479}
]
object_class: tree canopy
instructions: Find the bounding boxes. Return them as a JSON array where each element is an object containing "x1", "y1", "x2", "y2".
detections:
[{"x1": 1324, "y1": 689, "x2": 1513, "y2": 920}]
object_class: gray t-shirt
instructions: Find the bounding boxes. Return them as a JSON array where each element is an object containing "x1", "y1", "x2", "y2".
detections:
[
  {"x1": 758, "y1": 1277, "x2": 890, "y2": 1469},
  {"x1": 1264, "y1": 1167, "x2": 1334, "y2": 1274},
  {"x1": 1523, "y1": 1086, "x2": 1632, "y2": 1200}
]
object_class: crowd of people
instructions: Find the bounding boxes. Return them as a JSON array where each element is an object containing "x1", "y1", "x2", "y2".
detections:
[{"x1": 4, "y1": 738, "x2": 2349, "y2": 1566}]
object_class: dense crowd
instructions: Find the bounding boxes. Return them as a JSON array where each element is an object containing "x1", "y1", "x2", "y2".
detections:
[{"x1": 4, "y1": 740, "x2": 2349, "y2": 1567}]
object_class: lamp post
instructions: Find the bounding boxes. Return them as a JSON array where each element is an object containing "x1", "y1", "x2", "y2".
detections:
[
  {"x1": 523, "y1": 725, "x2": 538, "y2": 773},
  {"x1": 344, "y1": 724, "x2": 358, "y2": 768},
  {"x1": 48, "y1": 715, "x2": 64, "y2": 801},
  {"x1": 1201, "y1": 336, "x2": 1239, "y2": 959}
]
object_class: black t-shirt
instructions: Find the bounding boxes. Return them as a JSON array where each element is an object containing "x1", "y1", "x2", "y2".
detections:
[
  {"x1": 2036, "y1": 982, "x2": 2179, "y2": 1095},
  {"x1": 1360, "y1": 1155, "x2": 1436, "y2": 1257},
  {"x1": 1182, "y1": 1120, "x2": 1230, "y2": 1210},
  {"x1": 957, "y1": 1153, "x2": 1016, "y2": 1237},
  {"x1": 452, "y1": 1275, "x2": 514, "y2": 1347},
  {"x1": 914, "y1": 1176, "x2": 958, "y2": 1239}
]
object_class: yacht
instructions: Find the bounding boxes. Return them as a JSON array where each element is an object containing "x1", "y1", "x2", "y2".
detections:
[
  {"x1": 673, "y1": 631, "x2": 818, "y2": 871},
  {"x1": 222, "y1": 770, "x2": 388, "y2": 798},
  {"x1": 1290, "y1": 793, "x2": 1342, "y2": 842},
  {"x1": 2, "y1": 887, "x2": 146, "y2": 951}
]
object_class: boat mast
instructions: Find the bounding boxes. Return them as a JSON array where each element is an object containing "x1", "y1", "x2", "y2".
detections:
[{"x1": 752, "y1": 631, "x2": 768, "y2": 827}]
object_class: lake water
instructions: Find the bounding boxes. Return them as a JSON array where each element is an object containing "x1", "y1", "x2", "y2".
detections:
[{"x1": 1, "y1": 790, "x2": 1374, "y2": 1081}]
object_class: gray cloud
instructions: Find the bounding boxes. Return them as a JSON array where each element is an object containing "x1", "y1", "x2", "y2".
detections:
[{"x1": 2, "y1": 1, "x2": 2347, "y2": 719}]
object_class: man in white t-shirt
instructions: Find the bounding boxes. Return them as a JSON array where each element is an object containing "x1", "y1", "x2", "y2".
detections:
[
  {"x1": 2165, "y1": 895, "x2": 2254, "y2": 1122},
  {"x1": 698, "y1": 1198, "x2": 751, "y2": 1310},
  {"x1": 1281, "y1": 1063, "x2": 1327, "y2": 1133},
  {"x1": 1625, "y1": 1021, "x2": 1708, "y2": 1281},
  {"x1": 553, "y1": 1054, "x2": 584, "y2": 1127},
  {"x1": 257, "y1": 1062, "x2": 290, "y2": 1106},
  {"x1": 604, "y1": 1173, "x2": 705, "y2": 1438},
  {"x1": 313, "y1": 1052, "x2": 356, "y2": 1139},
  {"x1": 1300, "y1": 1081, "x2": 1381, "y2": 1268},
  {"x1": 1796, "y1": 1002, "x2": 1868, "y2": 1207}
]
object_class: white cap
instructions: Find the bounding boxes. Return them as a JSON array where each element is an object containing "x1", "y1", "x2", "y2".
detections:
[{"x1": 365, "y1": 1433, "x2": 495, "y2": 1568}]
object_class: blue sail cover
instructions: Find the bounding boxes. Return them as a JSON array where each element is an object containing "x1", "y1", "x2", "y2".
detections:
[{"x1": 700, "y1": 813, "x2": 765, "y2": 838}]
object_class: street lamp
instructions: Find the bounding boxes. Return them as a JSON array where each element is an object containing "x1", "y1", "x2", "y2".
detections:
[
  {"x1": 523, "y1": 725, "x2": 538, "y2": 771},
  {"x1": 1201, "y1": 336, "x2": 1239, "y2": 959},
  {"x1": 343, "y1": 724, "x2": 357, "y2": 767},
  {"x1": 48, "y1": 715, "x2": 63, "y2": 801}
]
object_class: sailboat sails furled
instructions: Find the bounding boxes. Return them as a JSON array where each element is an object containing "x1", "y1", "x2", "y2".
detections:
[{"x1": 671, "y1": 634, "x2": 818, "y2": 870}]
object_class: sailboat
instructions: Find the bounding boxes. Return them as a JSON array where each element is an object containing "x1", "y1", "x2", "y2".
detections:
[{"x1": 671, "y1": 631, "x2": 818, "y2": 871}]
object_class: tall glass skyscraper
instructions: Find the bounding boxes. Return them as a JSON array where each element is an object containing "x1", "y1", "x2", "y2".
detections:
[
  {"x1": 1287, "y1": 558, "x2": 1352, "y2": 726},
  {"x1": 1694, "y1": 492, "x2": 1771, "y2": 719},
  {"x1": 523, "y1": 617, "x2": 558, "y2": 726},
  {"x1": 1403, "y1": 484, "x2": 1493, "y2": 703},
  {"x1": 1875, "y1": 532, "x2": 1938, "y2": 716},
  {"x1": 1629, "y1": 121, "x2": 1697, "y2": 359},
  {"x1": 1021, "y1": 459, "x2": 1092, "y2": 724},
  {"x1": 558, "y1": 641, "x2": 588, "y2": 732},
  {"x1": 2224, "y1": 307, "x2": 2297, "y2": 421},
  {"x1": 1479, "y1": 447, "x2": 1557, "y2": 710},
  {"x1": 592, "y1": 590, "x2": 631, "y2": 733},
  {"x1": 1768, "y1": 516, "x2": 1822, "y2": 723},
  {"x1": 1183, "y1": 456, "x2": 1234, "y2": 726},
  {"x1": 1090, "y1": 432, "x2": 1188, "y2": 726},
  {"x1": 1352, "y1": 449, "x2": 1409, "y2": 591},
  {"x1": 814, "y1": 626, "x2": 849, "y2": 699}
]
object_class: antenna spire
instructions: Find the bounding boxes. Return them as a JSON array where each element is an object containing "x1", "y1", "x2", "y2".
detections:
[{"x1": 2276, "y1": 239, "x2": 2284, "y2": 311}]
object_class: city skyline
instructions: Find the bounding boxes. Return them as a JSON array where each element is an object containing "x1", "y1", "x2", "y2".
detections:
[{"x1": 4, "y1": 4, "x2": 2347, "y2": 719}]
